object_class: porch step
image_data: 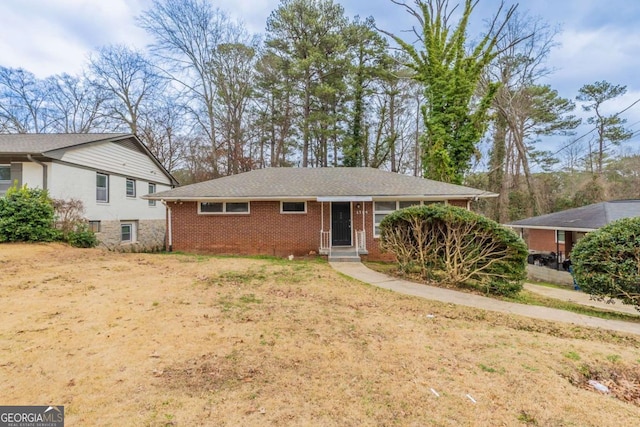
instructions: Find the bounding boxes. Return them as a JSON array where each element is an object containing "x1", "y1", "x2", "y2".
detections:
[
  {"x1": 327, "y1": 249, "x2": 361, "y2": 262},
  {"x1": 328, "y1": 254, "x2": 362, "y2": 262}
]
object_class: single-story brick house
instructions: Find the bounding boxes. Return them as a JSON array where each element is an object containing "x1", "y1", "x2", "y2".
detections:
[
  {"x1": 507, "y1": 199, "x2": 640, "y2": 261},
  {"x1": 146, "y1": 167, "x2": 496, "y2": 261}
]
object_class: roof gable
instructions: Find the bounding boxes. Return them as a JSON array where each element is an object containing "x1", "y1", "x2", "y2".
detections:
[
  {"x1": 149, "y1": 167, "x2": 496, "y2": 200},
  {"x1": 0, "y1": 133, "x2": 178, "y2": 186}
]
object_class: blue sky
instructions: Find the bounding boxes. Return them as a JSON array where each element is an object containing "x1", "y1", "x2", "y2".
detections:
[{"x1": 1, "y1": 0, "x2": 639, "y2": 159}]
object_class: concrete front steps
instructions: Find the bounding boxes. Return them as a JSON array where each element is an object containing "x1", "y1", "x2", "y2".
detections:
[{"x1": 327, "y1": 247, "x2": 363, "y2": 262}]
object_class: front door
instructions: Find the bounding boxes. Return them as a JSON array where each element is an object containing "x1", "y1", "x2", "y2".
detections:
[{"x1": 331, "y1": 202, "x2": 352, "y2": 246}]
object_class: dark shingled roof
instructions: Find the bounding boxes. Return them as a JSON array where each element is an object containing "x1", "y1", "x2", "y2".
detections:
[
  {"x1": 0, "y1": 133, "x2": 130, "y2": 153},
  {"x1": 508, "y1": 200, "x2": 640, "y2": 231},
  {"x1": 149, "y1": 167, "x2": 496, "y2": 200}
]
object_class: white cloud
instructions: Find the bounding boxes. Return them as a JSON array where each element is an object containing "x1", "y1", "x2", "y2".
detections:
[{"x1": 0, "y1": 0, "x2": 151, "y2": 77}]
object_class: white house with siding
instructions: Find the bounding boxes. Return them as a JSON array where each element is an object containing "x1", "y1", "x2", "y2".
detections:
[{"x1": 0, "y1": 133, "x2": 177, "y2": 249}]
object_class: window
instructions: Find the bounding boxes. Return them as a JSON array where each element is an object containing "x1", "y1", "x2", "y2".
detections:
[
  {"x1": 0, "y1": 165, "x2": 10, "y2": 182},
  {"x1": 399, "y1": 200, "x2": 421, "y2": 209},
  {"x1": 126, "y1": 178, "x2": 136, "y2": 197},
  {"x1": 373, "y1": 200, "x2": 444, "y2": 237},
  {"x1": 96, "y1": 173, "x2": 109, "y2": 202},
  {"x1": 556, "y1": 230, "x2": 566, "y2": 244},
  {"x1": 200, "y1": 202, "x2": 223, "y2": 213},
  {"x1": 88, "y1": 221, "x2": 101, "y2": 233},
  {"x1": 374, "y1": 201, "x2": 398, "y2": 237},
  {"x1": 121, "y1": 222, "x2": 136, "y2": 243},
  {"x1": 148, "y1": 183, "x2": 156, "y2": 206},
  {"x1": 281, "y1": 201, "x2": 306, "y2": 213},
  {"x1": 199, "y1": 201, "x2": 249, "y2": 214}
]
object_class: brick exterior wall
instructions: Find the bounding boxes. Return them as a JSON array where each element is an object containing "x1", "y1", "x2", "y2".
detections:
[
  {"x1": 168, "y1": 199, "x2": 471, "y2": 261},
  {"x1": 525, "y1": 228, "x2": 566, "y2": 254},
  {"x1": 169, "y1": 201, "x2": 327, "y2": 257}
]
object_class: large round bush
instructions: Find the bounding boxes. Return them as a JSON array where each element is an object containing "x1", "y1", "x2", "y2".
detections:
[
  {"x1": 379, "y1": 204, "x2": 527, "y2": 296},
  {"x1": 572, "y1": 217, "x2": 640, "y2": 310},
  {"x1": 0, "y1": 185, "x2": 60, "y2": 242}
]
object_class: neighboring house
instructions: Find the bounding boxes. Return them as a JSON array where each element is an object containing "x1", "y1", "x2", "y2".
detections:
[
  {"x1": 0, "y1": 133, "x2": 178, "y2": 249},
  {"x1": 507, "y1": 200, "x2": 640, "y2": 260},
  {"x1": 145, "y1": 167, "x2": 496, "y2": 261}
]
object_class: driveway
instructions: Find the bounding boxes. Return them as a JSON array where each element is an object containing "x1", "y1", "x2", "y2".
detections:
[{"x1": 330, "y1": 262, "x2": 640, "y2": 336}]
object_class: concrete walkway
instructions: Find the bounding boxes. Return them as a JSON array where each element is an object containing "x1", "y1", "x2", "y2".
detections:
[{"x1": 330, "y1": 262, "x2": 640, "y2": 336}]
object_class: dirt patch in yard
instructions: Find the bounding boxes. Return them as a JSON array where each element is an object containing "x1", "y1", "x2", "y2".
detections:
[{"x1": 1, "y1": 243, "x2": 639, "y2": 426}]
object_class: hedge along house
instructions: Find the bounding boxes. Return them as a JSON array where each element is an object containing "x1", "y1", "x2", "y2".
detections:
[
  {"x1": 507, "y1": 200, "x2": 640, "y2": 262},
  {"x1": 0, "y1": 133, "x2": 178, "y2": 249},
  {"x1": 146, "y1": 167, "x2": 496, "y2": 261}
]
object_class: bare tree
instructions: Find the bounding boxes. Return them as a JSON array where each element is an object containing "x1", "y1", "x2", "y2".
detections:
[
  {"x1": 138, "y1": 0, "x2": 236, "y2": 177},
  {"x1": 484, "y1": 12, "x2": 578, "y2": 220},
  {"x1": 45, "y1": 73, "x2": 105, "y2": 133},
  {"x1": 88, "y1": 45, "x2": 164, "y2": 135},
  {"x1": 0, "y1": 67, "x2": 50, "y2": 133},
  {"x1": 138, "y1": 94, "x2": 189, "y2": 173}
]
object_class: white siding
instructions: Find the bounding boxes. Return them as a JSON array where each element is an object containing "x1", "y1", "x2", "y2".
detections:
[
  {"x1": 59, "y1": 142, "x2": 172, "y2": 185},
  {"x1": 49, "y1": 163, "x2": 170, "y2": 221},
  {"x1": 21, "y1": 162, "x2": 47, "y2": 189}
]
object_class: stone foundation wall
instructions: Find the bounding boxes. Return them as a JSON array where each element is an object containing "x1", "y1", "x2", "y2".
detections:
[{"x1": 96, "y1": 219, "x2": 166, "y2": 252}]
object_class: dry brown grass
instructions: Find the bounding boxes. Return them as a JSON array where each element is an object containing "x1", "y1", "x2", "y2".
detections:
[{"x1": 1, "y1": 243, "x2": 639, "y2": 426}]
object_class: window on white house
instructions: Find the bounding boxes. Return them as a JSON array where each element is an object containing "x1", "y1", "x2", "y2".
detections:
[
  {"x1": 556, "y1": 230, "x2": 566, "y2": 244},
  {"x1": 88, "y1": 221, "x2": 101, "y2": 233},
  {"x1": 96, "y1": 173, "x2": 109, "y2": 202},
  {"x1": 126, "y1": 178, "x2": 136, "y2": 197},
  {"x1": 199, "y1": 201, "x2": 249, "y2": 214},
  {"x1": 121, "y1": 222, "x2": 136, "y2": 243},
  {"x1": 0, "y1": 165, "x2": 10, "y2": 182},
  {"x1": 281, "y1": 201, "x2": 306, "y2": 213},
  {"x1": 148, "y1": 183, "x2": 156, "y2": 206}
]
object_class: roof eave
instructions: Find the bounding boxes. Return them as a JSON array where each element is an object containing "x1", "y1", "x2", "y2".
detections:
[
  {"x1": 505, "y1": 224, "x2": 596, "y2": 232},
  {"x1": 145, "y1": 193, "x2": 496, "y2": 201}
]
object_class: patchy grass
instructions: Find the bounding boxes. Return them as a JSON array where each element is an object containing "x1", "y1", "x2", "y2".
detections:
[{"x1": 1, "y1": 243, "x2": 640, "y2": 426}]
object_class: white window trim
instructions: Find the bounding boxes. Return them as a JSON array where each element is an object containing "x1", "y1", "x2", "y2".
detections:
[
  {"x1": 96, "y1": 173, "x2": 109, "y2": 203},
  {"x1": 281, "y1": 201, "x2": 307, "y2": 214},
  {"x1": 126, "y1": 178, "x2": 136, "y2": 198},
  {"x1": 120, "y1": 222, "x2": 136, "y2": 243},
  {"x1": 372, "y1": 200, "x2": 445, "y2": 238},
  {"x1": 198, "y1": 201, "x2": 250, "y2": 215},
  {"x1": 148, "y1": 183, "x2": 156, "y2": 206},
  {"x1": 556, "y1": 229, "x2": 566, "y2": 244}
]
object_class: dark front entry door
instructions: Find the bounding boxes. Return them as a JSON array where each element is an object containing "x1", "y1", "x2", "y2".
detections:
[{"x1": 331, "y1": 202, "x2": 352, "y2": 246}]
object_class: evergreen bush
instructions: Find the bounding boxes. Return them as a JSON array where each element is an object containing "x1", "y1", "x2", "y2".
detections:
[
  {"x1": 379, "y1": 204, "x2": 527, "y2": 296},
  {"x1": 571, "y1": 217, "x2": 640, "y2": 310},
  {"x1": 0, "y1": 185, "x2": 60, "y2": 242}
]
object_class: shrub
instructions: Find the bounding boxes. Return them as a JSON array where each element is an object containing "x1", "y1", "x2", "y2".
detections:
[
  {"x1": 53, "y1": 198, "x2": 86, "y2": 235},
  {"x1": 66, "y1": 224, "x2": 98, "y2": 248},
  {"x1": 52, "y1": 198, "x2": 98, "y2": 248},
  {"x1": 571, "y1": 217, "x2": 640, "y2": 310},
  {"x1": 0, "y1": 185, "x2": 60, "y2": 242},
  {"x1": 379, "y1": 204, "x2": 527, "y2": 296}
]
